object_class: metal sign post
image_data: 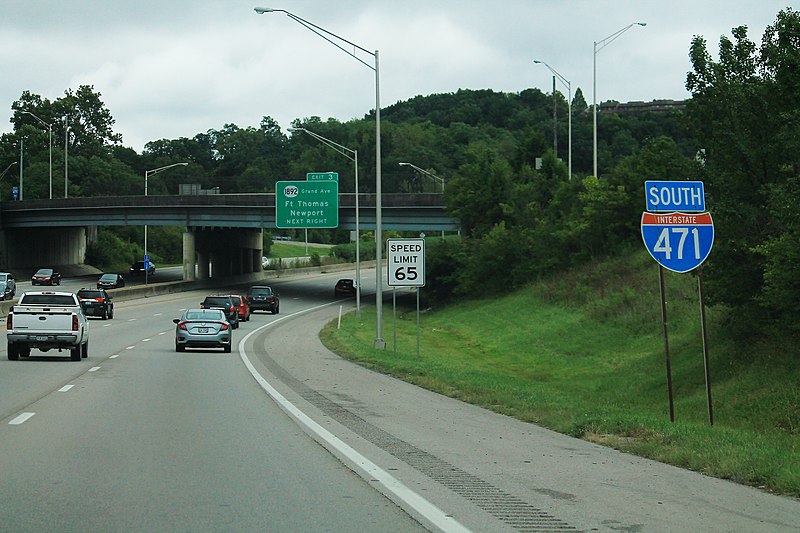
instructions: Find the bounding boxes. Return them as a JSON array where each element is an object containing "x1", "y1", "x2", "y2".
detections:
[
  {"x1": 641, "y1": 180, "x2": 714, "y2": 424},
  {"x1": 387, "y1": 238, "x2": 426, "y2": 356}
]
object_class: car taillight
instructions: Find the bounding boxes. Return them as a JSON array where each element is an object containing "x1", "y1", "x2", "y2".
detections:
[
  {"x1": 72, "y1": 315, "x2": 79, "y2": 331},
  {"x1": 229, "y1": 305, "x2": 235, "y2": 313},
  {"x1": 177, "y1": 322, "x2": 188, "y2": 331},
  {"x1": 95, "y1": 298, "x2": 105, "y2": 302},
  {"x1": 268, "y1": 296, "x2": 275, "y2": 303},
  {"x1": 219, "y1": 322, "x2": 229, "y2": 331},
  {"x1": 7, "y1": 314, "x2": 12, "y2": 329}
]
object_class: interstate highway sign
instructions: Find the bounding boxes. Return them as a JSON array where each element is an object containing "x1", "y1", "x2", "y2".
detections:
[
  {"x1": 641, "y1": 211, "x2": 714, "y2": 273},
  {"x1": 275, "y1": 181, "x2": 339, "y2": 228},
  {"x1": 645, "y1": 180, "x2": 705, "y2": 212}
]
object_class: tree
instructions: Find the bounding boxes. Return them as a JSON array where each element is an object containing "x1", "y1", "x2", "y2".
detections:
[{"x1": 685, "y1": 8, "x2": 800, "y2": 323}]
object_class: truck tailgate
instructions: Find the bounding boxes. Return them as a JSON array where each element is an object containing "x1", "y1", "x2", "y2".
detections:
[{"x1": 10, "y1": 306, "x2": 76, "y2": 332}]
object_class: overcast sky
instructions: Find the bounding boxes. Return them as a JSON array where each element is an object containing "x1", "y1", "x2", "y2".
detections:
[{"x1": 0, "y1": 1, "x2": 791, "y2": 152}]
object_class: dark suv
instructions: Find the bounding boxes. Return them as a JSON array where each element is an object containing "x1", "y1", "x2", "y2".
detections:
[
  {"x1": 76, "y1": 288, "x2": 114, "y2": 320},
  {"x1": 246, "y1": 286, "x2": 279, "y2": 314},
  {"x1": 200, "y1": 295, "x2": 239, "y2": 328}
]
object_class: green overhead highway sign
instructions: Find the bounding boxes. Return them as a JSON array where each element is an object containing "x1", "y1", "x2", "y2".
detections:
[
  {"x1": 307, "y1": 171, "x2": 339, "y2": 181},
  {"x1": 275, "y1": 181, "x2": 339, "y2": 228}
]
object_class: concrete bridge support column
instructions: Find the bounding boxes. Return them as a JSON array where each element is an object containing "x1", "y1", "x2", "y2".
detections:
[
  {"x1": 196, "y1": 250, "x2": 209, "y2": 280},
  {"x1": 182, "y1": 230, "x2": 196, "y2": 281}
]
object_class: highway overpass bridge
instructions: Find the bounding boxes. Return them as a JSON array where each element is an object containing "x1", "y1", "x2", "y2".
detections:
[{"x1": 0, "y1": 193, "x2": 458, "y2": 280}]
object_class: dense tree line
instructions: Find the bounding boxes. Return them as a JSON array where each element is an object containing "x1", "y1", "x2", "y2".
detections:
[{"x1": 1, "y1": 7, "x2": 797, "y2": 334}]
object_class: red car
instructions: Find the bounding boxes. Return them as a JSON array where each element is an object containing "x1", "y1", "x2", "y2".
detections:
[
  {"x1": 32, "y1": 268, "x2": 61, "y2": 286},
  {"x1": 230, "y1": 294, "x2": 251, "y2": 322}
]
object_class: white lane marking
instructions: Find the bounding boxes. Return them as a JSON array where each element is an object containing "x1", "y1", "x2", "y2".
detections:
[
  {"x1": 238, "y1": 305, "x2": 470, "y2": 533},
  {"x1": 9, "y1": 412, "x2": 35, "y2": 425},
  {"x1": 89, "y1": 367, "x2": 101, "y2": 372},
  {"x1": 110, "y1": 354, "x2": 120, "y2": 359},
  {"x1": 153, "y1": 313, "x2": 163, "y2": 317},
  {"x1": 158, "y1": 332, "x2": 167, "y2": 336},
  {"x1": 143, "y1": 338, "x2": 151, "y2": 342},
  {"x1": 127, "y1": 318, "x2": 137, "y2": 322},
  {"x1": 125, "y1": 346, "x2": 135, "y2": 350},
  {"x1": 59, "y1": 385, "x2": 74, "y2": 392}
]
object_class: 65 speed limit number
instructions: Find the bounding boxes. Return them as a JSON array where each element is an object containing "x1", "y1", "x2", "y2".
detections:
[{"x1": 387, "y1": 238, "x2": 425, "y2": 287}]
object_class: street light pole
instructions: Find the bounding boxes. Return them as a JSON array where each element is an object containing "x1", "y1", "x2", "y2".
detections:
[
  {"x1": 255, "y1": 7, "x2": 385, "y2": 348},
  {"x1": 533, "y1": 60, "x2": 571, "y2": 180},
  {"x1": 289, "y1": 126, "x2": 362, "y2": 316},
  {"x1": 398, "y1": 162, "x2": 445, "y2": 193},
  {"x1": 64, "y1": 116, "x2": 70, "y2": 198},
  {"x1": 21, "y1": 111, "x2": 53, "y2": 199},
  {"x1": 144, "y1": 162, "x2": 189, "y2": 284},
  {"x1": 593, "y1": 22, "x2": 646, "y2": 178},
  {"x1": 19, "y1": 139, "x2": 23, "y2": 201}
]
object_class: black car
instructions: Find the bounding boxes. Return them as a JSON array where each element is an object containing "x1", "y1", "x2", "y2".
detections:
[
  {"x1": 200, "y1": 295, "x2": 239, "y2": 329},
  {"x1": 76, "y1": 288, "x2": 114, "y2": 320},
  {"x1": 246, "y1": 285, "x2": 279, "y2": 314},
  {"x1": 334, "y1": 278, "x2": 357, "y2": 298},
  {"x1": 129, "y1": 260, "x2": 155, "y2": 276},
  {"x1": 97, "y1": 273, "x2": 125, "y2": 289}
]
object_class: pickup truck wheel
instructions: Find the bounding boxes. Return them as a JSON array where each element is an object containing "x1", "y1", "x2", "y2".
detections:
[
  {"x1": 81, "y1": 342, "x2": 88, "y2": 358},
  {"x1": 7, "y1": 345, "x2": 19, "y2": 361},
  {"x1": 70, "y1": 345, "x2": 81, "y2": 361}
]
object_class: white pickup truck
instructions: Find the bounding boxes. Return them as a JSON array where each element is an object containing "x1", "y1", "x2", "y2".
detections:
[{"x1": 6, "y1": 291, "x2": 89, "y2": 361}]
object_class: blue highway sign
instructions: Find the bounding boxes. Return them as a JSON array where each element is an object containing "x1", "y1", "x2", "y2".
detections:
[
  {"x1": 641, "y1": 211, "x2": 714, "y2": 273},
  {"x1": 645, "y1": 180, "x2": 705, "y2": 212}
]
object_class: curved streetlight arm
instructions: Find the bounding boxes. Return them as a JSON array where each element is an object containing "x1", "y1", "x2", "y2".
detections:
[
  {"x1": 398, "y1": 162, "x2": 445, "y2": 190},
  {"x1": 254, "y1": 7, "x2": 375, "y2": 70},
  {"x1": 595, "y1": 22, "x2": 647, "y2": 54},
  {"x1": 0, "y1": 162, "x2": 18, "y2": 180},
  {"x1": 145, "y1": 162, "x2": 189, "y2": 179},
  {"x1": 21, "y1": 110, "x2": 50, "y2": 128},
  {"x1": 289, "y1": 127, "x2": 355, "y2": 162},
  {"x1": 533, "y1": 60, "x2": 570, "y2": 93},
  {"x1": 145, "y1": 162, "x2": 189, "y2": 195}
]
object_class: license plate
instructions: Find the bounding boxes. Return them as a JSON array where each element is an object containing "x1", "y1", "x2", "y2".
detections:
[
  {"x1": 197, "y1": 327, "x2": 209, "y2": 333},
  {"x1": 35, "y1": 335, "x2": 49, "y2": 341}
]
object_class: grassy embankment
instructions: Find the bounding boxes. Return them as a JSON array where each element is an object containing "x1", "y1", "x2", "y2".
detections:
[{"x1": 321, "y1": 248, "x2": 800, "y2": 497}]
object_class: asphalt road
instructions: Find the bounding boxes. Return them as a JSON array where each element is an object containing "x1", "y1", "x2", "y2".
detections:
[
  {"x1": 14, "y1": 265, "x2": 185, "y2": 295},
  {"x1": 2, "y1": 268, "x2": 799, "y2": 532}
]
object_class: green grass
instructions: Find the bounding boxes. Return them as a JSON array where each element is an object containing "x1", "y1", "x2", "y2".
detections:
[
  {"x1": 269, "y1": 242, "x2": 330, "y2": 259},
  {"x1": 320, "y1": 248, "x2": 800, "y2": 496}
]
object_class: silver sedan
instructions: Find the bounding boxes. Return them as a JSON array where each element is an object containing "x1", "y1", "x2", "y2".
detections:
[{"x1": 173, "y1": 309, "x2": 232, "y2": 353}]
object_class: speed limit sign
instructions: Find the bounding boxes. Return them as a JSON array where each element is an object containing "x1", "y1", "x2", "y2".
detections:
[{"x1": 387, "y1": 238, "x2": 425, "y2": 287}]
